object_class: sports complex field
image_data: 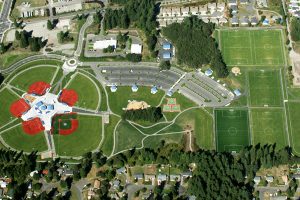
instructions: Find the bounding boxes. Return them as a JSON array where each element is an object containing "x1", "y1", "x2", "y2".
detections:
[
  {"x1": 215, "y1": 109, "x2": 250, "y2": 152},
  {"x1": 218, "y1": 29, "x2": 285, "y2": 66}
]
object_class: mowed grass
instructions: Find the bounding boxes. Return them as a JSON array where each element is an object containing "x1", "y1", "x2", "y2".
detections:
[
  {"x1": 107, "y1": 86, "x2": 164, "y2": 115},
  {"x1": 215, "y1": 109, "x2": 250, "y2": 152},
  {"x1": 66, "y1": 73, "x2": 100, "y2": 110},
  {"x1": 219, "y1": 29, "x2": 285, "y2": 66},
  {"x1": 10, "y1": 66, "x2": 58, "y2": 91},
  {"x1": 54, "y1": 115, "x2": 102, "y2": 157},
  {"x1": 287, "y1": 102, "x2": 300, "y2": 155},
  {"x1": 0, "y1": 89, "x2": 19, "y2": 127},
  {"x1": 143, "y1": 133, "x2": 183, "y2": 149},
  {"x1": 114, "y1": 121, "x2": 144, "y2": 153},
  {"x1": 248, "y1": 70, "x2": 283, "y2": 107},
  {"x1": 101, "y1": 115, "x2": 121, "y2": 156},
  {"x1": 251, "y1": 108, "x2": 287, "y2": 149},
  {"x1": 1, "y1": 125, "x2": 47, "y2": 152}
]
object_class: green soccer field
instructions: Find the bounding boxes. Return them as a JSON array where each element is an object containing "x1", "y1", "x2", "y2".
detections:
[
  {"x1": 250, "y1": 108, "x2": 288, "y2": 149},
  {"x1": 219, "y1": 29, "x2": 285, "y2": 66},
  {"x1": 215, "y1": 109, "x2": 250, "y2": 152},
  {"x1": 248, "y1": 70, "x2": 283, "y2": 107},
  {"x1": 287, "y1": 102, "x2": 300, "y2": 155}
]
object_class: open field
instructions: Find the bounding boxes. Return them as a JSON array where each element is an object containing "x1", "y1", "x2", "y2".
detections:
[
  {"x1": 251, "y1": 108, "x2": 287, "y2": 149},
  {"x1": 10, "y1": 66, "x2": 57, "y2": 91},
  {"x1": 219, "y1": 29, "x2": 285, "y2": 66},
  {"x1": 248, "y1": 70, "x2": 283, "y2": 107},
  {"x1": 101, "y1": 115, "x2": 121, "y2": 156},
  {"x1": 287, "y1": 102, "x2": 300, "y2": 155},
  {"x1": 66, "y1": 73, "x2": 100, "y2": 110},
  {"x1": 144, "y1": 133, "x2": 183, "y2": 149},
  {"x1": 0, "y1": 51, "x2": 37, "y2": 69},
  {"x1": 107, "y1": 86, "x2": 164, "y2": 115},
  {"x1": 215, "y1": 108, "x2": 250, "y2": 152},
  {"x1": 1, "y1": 125, "x2": 47, "y2": 152},
  {"x1": 114, "y1": 121, "x2": 144, "y2": 153},
  {"x1": 54, "y1": 115, "x2": 102, "y2": 157},
  {"x1": 0, "y1": 89, "x2": 19, "y2": 127}
]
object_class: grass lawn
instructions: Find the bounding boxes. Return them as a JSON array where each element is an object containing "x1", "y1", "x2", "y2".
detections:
[
  {"x1": 10, "y1": 66, "x2": 57, "y2": 91},
  {"x1": 133, "y1": 122, "x2": 172, "y2": 135},
  {"x1": 54, "y1": 115, "x2": 102, "y2": 157},
  {"x1": 101, "y1": 115, "x2": 121, "y2": 156},
  {"x1": 287, "y1": 102, "x2": 300, "y2": 155},
  {"x1": 175, "y1": 108, "x2": 214, "y2": 149},
  {"x1": 163, "y1": 92, "x2": 197, "y2": 121},
  {"x1": 248, "y1": 70, "x2": 283, "y2": 107},
  {"x1": 107, "y1": 86, "x2": 164, "y2": 115},
  {"x1": 143, "y1": 133, "x2": 183, "y2": 149},
  {"x1": 219, "y1": 29, "x2": 285, "y2": 66},
  {"x1": 0, "y1": 88, "x2": 20, "y2": 127},
  {"x1": 114, "y1": 121, "x2": 144, "y2": 153},
  {"x1": 1, "y1": 125, "x2": 47, "y2": 152},
  {"x1": 215, "y1": 108, "x2": 250, "y2": 152},
  {"x1": 66, "y1": 73, "x2": 100, "y2": 110},
  {"x1": 0, "y1": 51, "x2": 37, "y2": 69},
  {"x1": 250, "y1": 108, "x2": 288, "y2": 149}
]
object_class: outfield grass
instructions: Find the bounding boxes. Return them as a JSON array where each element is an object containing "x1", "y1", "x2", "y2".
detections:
[
  {"x1": 143, "y1": 133, "x2": 183, "y2": 149},
  {"x1": 114, "y1": 121, "x2": 144, "y2": 153},
  {"x1": 219, "y1": 29, "x2": 285, "y2": 66},
  {"x1": 1, "y1": 125, "x2": 47, "y2": 152},
  {"x1": 101, "y1": 115, "x2": 121, "y2": 156},
  {"x1": 66, "y1": 73, "x2": 100, "y2": 110},
  {"x1": 287, "y1": 102, "x2": 300, "y2": 155},
  {"x1": 0, "y1": 89, "x2": 20, "y2": 127},
  {"x1": 248, "y1": 70, "x2": 283, "y2": 107},
  {"x1": 215, "y1": 108, "x2": 250, "y2": 152},
  {"x1": 251, "y1": 108, "x2": 287, "y2": 149},
  {"x1": 10, "y1": 66, "x2": 58, "y2": 91},
  {"x1": 107, "y1": 86, "x2": 165, "y2": 115},
  {"x1": 54, "y1": 115, "x2": 102, "y2": 157},
  {"x1": 163, "y1": 92, "x2": 197, "y2": 121}
]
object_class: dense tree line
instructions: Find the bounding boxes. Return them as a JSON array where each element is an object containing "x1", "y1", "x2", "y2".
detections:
[
  {"x1": 15, "y1": 30, "x2": 45, "y2": 51},
  {"x1": 109, "y1": 0, "x2": 127, "y2": 4},
  {"x1": 163, "y1": 16, "x2": 229, "y2": 77},
  {"x1": 122, "y1": 107, "x2": 163, "y2": 122},
  {"x1": 291, "y1": 17, "x2": 300, "y2": 41},
  {"x1": 57, "y1": 31, "x2": 73, "y2": 44},
  {"x1": 125, "y1": 53, "x2": 142, "y2": 62},
  {"x1": 104, "y1": 0, "x2": 159, "y2": 56}
]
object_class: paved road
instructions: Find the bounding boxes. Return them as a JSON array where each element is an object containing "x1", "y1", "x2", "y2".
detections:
[
  {"x1": 0, "y1": 0, "x2": 13, "y2": 42},
  {"x1": 71, "y1": 178, "x2": 89, "y2": 200}
]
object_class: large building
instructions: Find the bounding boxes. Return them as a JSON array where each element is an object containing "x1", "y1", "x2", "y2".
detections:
[{"x1": 93, "y1": 38, "x2": 117, "y2": 50}]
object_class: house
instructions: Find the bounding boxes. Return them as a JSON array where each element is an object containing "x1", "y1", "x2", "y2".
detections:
[
  {"x1": 228, "y1": 0, "x2": 238, "y2": 6},
  {"x1": 151, "y1": 86, "x2": 158, "y2": 94},
  {"x1": 162, "y1": 52, "x2": 172, "y2": 60},
  {"x1": 251, "y1": 17, "x2": 258, "y2": 25},
  {"x1": 134, "y1": 173, "x2": 144, "y2": 180},
  {"x1": 112, "y1": 179, "x2": 120, "y2": 189},
  {"x1": 234, "y1": 89, "x2": 242, "y2": 96},
  {"x1": 163, "y1": 42, "x2": 172, "y2": 50},
  {"x1": 292, "y1": 174, "x2": 300, "y2": 180},
  {"x1": 241, "y1": 17, "x2": 249, "y2": 25},
  {"x1": 262, "y1": 19, "x2": 270, "y2": 26},
  {"x1": 282, "y1": 175, "x2": 288, "y2": 185},
  {"x1": 254, "y1": 176, "x2": 261, "y2": 184},
  {"x1": 131, "y1": 44, "x2": 142, "y2": 54},
  {"x1": 116, "y1": 167, "x2": 126, "y2": 174},
  {"x1": 145, "y1": 174, "x2": 156, "y2": 181},
  {"x1": 199, "y1": 5, "x2": 208, "y2": 16},
  {"x1": 207, "y1": 3, "x2": 217, "y2": 13},
  {"x1": 217, "y1": 3, "x2": 226, "y2": 12},
  {"x1": 56, "y1": 19, "x2": 71, "y2": 30},
  {"x1": 162, "y1": 7, "x2": 172, "y2": 17},
  {"x1": 94, "y1": 179, "x2": 100, "y2": 190},
  {"x1": 157, "y1": 174, "x2": 167, "y2": 185},
  {"x1": 231, "y1": 16, "x2": 239, "y2": 25},
  {"x1": 181, "y1": 7, "x2": 190, "y2": 16},
  {"x1": 266, "y1": 176, "x2": 274, "y2": 183},
  {"x1": 63, "y1": 169, "x2": 74, "y2": 176},
  {"x1": 190, "y1": 6, "x2": 199, "y2": 15},
  {"x1": 170, "y1": 174, "x2": 181, "y2": 182},
  {"x1": 172, "y1": 7, "x2": 181, "y2": 17}
]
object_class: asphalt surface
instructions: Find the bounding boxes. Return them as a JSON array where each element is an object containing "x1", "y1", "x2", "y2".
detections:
[{"x1": 0, "y1": 0, "x2": 13, "y2": 42}]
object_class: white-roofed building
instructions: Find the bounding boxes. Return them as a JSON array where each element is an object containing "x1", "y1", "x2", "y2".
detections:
[
  {"x1": 217, "y1": 3, "x2": 226, "y2": 12},
  {"x1": 181, "y1": 7, "x2": 190, "y2": 16},
  {"x1": 208, "y1": 3, "x2": 217, "y2": 13},
  {"x1": 93, "y1": 38, "x2": 117, "y2": 50},
  {"x1": 130, "y1": 44, "x2": 142, "y2": 54},
  {"x1": 172, "y1": 7, "x2": 181, "y2": 17},
  {"x1": 190, "y1": 6, "x2": 199, "y2": 15},
  {"x1": 199, "y1": 5, "x2": 208, "y2": 16}
]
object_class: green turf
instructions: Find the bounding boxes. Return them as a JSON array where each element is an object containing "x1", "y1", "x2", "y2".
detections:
[
  {"x1": 66, "y1": 73, "x2": 100, "y2": 110},
  {"x1": 251, "y1": 108, "x2": 287, "y2": 149},
  {"x1": 1, "y1": 125, "x2": 47, "y2": 152},
  {"x1": 101, "y1": 115, "x2": 121, "y2": 156},
  {"x1": 143, "y1": 133, "x2": 183, "y2": 149},
  {"x1": 287, "y1": 102, "x2": 300, "y2": 155},
  {"x1": 219, "y1": 29, "x2": 285, "y2": 66},
  {"x1": 54, "y1": 115, "x2": 102, "y2": 157},
  {"x1": 114, "y1": 121, "x2": 144, "y2": 153},
  {"x1": 0, "y1": 88, "x2": 20, "y2": 127},
  {"x1": 10, "y1": 66, "x2": 57, "y2": 91},
  {"x1": 215, "y1": 108, "x2": 250, "y2": 152},
  {"x1": 248, "y1": 70, "x2": 283, "y2": 107},
  {"x1": 107, "y1": 86, "x2": 164, "y2": 115},
  {"x1": 52, "y1": 114, "x2": 77, "y2": 134}
]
